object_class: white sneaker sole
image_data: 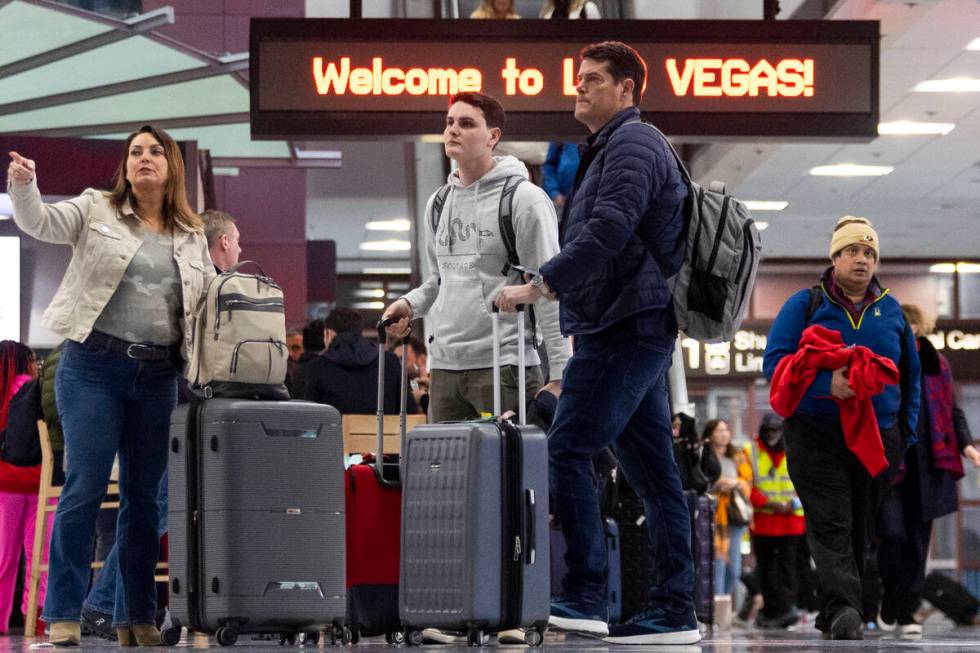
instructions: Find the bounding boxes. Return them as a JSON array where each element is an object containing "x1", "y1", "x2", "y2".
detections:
[
  {"x1": 899, "y1": 624, "x2": 922, "y2": 636},
  {"x1": 420, "y1": 629, "x2": 478, "y2": 645},
  {"x1": 497, "y1": 628, "x2": 526, "y2": 644},
  {"x1": 603, "y1": 627, "x2": 702, "y2": 645},
  {"x1": 548, "y1": 615, "x2": 609, "y2": 637}
]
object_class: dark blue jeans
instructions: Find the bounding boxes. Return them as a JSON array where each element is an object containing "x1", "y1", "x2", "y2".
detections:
[
  {"x1": 549, "y1": 335, "x2": 694, "y2": 614},
  {"x1": 84, "y1": 471, "x2": 169, "y2": 617},
  {"x1": 43, "y1": 340, "x2": 176, "y2": 627}
]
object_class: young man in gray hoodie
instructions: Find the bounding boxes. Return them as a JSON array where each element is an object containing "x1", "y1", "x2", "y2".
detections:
[{"x1": 382, "y1": 91, "x2": 567, "y2": 424}]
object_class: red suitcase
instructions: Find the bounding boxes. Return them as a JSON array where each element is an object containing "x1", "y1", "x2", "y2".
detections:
[{"x1": 344, "y1": 321, "x2": 409, "y2": 643}]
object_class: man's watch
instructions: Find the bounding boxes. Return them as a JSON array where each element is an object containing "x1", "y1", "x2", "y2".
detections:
[{"x1": 530, "y1": 274, "x2": 557, "y2": 300}]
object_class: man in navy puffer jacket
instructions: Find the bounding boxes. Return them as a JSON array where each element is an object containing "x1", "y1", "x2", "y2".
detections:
[{"x1": 496, "y1": 41, "x2": 697, "y2": 645}]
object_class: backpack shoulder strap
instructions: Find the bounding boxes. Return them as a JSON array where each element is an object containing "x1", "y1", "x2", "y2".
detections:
[
  {"x1": 498, "y1": 175, "x2": 526, "y2": 275},
  {"x1": 431, "y1": 183, "x2": 452, "y2": 234},
  {"x1": 804, "y1": 285, "x2": 823, "y2": 324}
]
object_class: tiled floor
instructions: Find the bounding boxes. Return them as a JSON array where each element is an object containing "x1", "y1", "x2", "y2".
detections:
[{"x1": 2, "y1": 622, "x2": 979, "y2": 653}]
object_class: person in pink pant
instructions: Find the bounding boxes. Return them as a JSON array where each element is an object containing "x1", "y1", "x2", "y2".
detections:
[{"x1": 0, "y1": 340, "x2": 49, "y2": 633}]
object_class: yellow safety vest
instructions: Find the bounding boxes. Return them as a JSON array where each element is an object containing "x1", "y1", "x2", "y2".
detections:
[{"x1": 747, "y1": 441, "x2": 804, "y2": 517}]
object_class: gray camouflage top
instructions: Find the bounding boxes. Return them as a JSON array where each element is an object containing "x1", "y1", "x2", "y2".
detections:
[{"x1": 93, "y1": 229, "x2": 182, "y2": 344}]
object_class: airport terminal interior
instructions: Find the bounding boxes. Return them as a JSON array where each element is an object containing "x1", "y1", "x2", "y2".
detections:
[{"x1": 1, "y1": 0, "x2": 980, "y2": 650}]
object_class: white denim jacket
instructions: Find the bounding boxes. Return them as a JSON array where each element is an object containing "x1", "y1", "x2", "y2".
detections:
[{"x1": 8, "y1": 179, "x2": 215, "y2": 361}]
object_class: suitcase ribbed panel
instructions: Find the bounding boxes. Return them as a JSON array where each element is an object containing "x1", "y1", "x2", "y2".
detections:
[
  {"x1": 399, "y1": 422, "x2": 550, "y2": 632},
  {"x1": 400, "y1": 432, "x2": 472, "y2": 618},
  {"x1": 168, "y1": 399, "x2": 346, "y2": 633}
]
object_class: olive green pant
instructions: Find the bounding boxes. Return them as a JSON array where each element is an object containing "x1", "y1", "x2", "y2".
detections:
[{"x1": 427, "y1": 366, "x2": 544, "y2": 423}]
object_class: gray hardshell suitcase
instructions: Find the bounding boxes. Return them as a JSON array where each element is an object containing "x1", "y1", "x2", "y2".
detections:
[
  {"x1": 399, "y1": 307, "x2": 550, "y2": 647},
  {"x1": 166, "y1": 398, "x2": 348, "y2": 646}
]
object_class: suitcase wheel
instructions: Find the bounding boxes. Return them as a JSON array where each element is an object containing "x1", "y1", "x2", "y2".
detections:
[
  {"x1": 524, "y1": 628, "x2": 545, "y2": 647},
  {"x1": 328, "y1": 625, "x2": 352, "y2": 646},
  {"x1": 384, "y1": 631, "x2": 405, "y2": 645},
  {"x1": 161, "y1": 622, "x2": 182, "y2": 646},
  {"x1": 295, "y1": 631, "x2": 320, "y2": 646},
  {"x1": 405, "y1": 628, "x2": 424, "y2": 647},
  {"x1": 216, "y1": 627, "x2": 238, "y2": 647},
  {"x1": 466, "y1": 628, "x2": 484, "y2": 647}
]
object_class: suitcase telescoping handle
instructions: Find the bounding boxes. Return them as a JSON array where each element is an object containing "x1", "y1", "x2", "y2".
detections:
[
  {"x1": 491, "y1": 304, "x2": 527, "y2": 426},
  {"x1": 376, "y1": 319, "x2": 410, "y2": 466}
]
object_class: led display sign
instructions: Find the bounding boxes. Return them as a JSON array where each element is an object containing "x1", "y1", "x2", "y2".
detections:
[{"x1": 251, "y1": 19, "x2": 878, "y2": 140}]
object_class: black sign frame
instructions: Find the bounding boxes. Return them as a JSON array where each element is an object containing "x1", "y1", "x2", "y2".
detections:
[{"x1": 250, "y1": 18, "x2": 879, "y2": 140}]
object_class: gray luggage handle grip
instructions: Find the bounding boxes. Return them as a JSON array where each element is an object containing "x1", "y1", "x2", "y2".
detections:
[
  {"x1": 375, "y1": 319, "x2": 410, "y2": 473},
  {"x1": 491, "y1": 304, "x2": 527, "y2": 426}
]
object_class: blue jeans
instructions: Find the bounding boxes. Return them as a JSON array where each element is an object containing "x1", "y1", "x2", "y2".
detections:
[
  {"x1": 714, "y1": 524, "x2": 746, "y2": 597},
  {"x1": 84, "y1": 472, "x2": 169, "y2": 617},
  {"x1": 43, "y1": 340, "x2": 176, "y2": 627},
  {"x1": 549, "y1": 335, "x2": 694, "y2": 614}
]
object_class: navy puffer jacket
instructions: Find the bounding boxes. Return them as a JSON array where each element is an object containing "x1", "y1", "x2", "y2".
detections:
[{"x1": 540, "y1": 107, "x2": 687, "y2": 336}]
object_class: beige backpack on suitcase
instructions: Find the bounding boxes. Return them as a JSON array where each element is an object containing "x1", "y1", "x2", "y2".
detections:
[{"x1": 186, "y1": 261, "x2": 289, "y2": 399}]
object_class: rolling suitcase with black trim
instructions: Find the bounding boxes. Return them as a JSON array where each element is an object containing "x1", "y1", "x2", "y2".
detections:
[
  {"x1": 345, "y1": 323, "x2": 411, "y2": 643},
  {"x1": 167, "y1": 399, "x2": 347, "y2": 646},
  {"x1": 398, "y1": 306, "x2": 550, "y2": 647}
]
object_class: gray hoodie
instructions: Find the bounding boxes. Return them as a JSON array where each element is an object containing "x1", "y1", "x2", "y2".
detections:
[{"x1": 403, "y1": 156, "x2": 569, "y2": 379}]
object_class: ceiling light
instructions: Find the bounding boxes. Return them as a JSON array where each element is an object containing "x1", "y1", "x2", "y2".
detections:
[
  {"x1": 353, "y1": 288, "x2": 385, "y2": 298},
  {"x1": 755, "y1": 221, "x2": 769, "y2": 231},
  {"x1": 365, "y1": 219, "x2": 411, "y2": 231},
  {"x1": 966, "y1": 37, "x2": 980, "y2": 51},
  {"x1": 878, "y1": 121, "x2": 955, "y2": 136},
  {"x1": 362, "y1": 267, "x2": 412, "y2": 275},
  {"x1": 913, "y1": 78, "x2": 980, "y2": 93},
  {"x1": 359, "y1": 240, "x2": 411, "y2": 252},
  {"x1": 930, "y1": 262, "x2": 980, "y2": 274},
  {"x1": 809, "y1": 164, "x2": 894, "y2": 177},
  {"x1": 352, "y1": 301, "x2": 385, "y2": 310},
  {"x1": 743, "y1": 201, "x2": 788, "y2": 211}
]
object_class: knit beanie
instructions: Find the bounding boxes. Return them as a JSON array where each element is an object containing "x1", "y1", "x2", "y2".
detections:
[{"x1": 829, "y1": 216, "x2": 879, "y2": 260}]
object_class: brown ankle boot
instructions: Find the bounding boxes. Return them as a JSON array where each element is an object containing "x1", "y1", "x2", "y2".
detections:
[
  {"x1": 118, "y1": 624, "x2": 162, "y2": 647},
  {"x1": 49, "y1": 621, "x2": 81, "y2": 647}
]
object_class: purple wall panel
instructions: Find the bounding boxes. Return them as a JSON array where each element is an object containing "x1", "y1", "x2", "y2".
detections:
[
  {"x1": 224, "y1": 0, "x2": 304, "y2": 17},
  {"x1": 214, "y1": 170, "x2": 308, "y2": 327}
]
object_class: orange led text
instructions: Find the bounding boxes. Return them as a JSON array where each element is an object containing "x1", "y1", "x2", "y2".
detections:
[
  {"x1": 666, "y1": 58, "x2": 815, "y2": 97},
  {"x1": 313, "y1": 57, "x2": 483, "y2": 96}
]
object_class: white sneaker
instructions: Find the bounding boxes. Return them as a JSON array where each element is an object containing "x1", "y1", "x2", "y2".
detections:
[
  {"x1": 899, "y1": 622, "x2": 922, "y2": 636},
  {"x1": 876, "y1": 614, "x2": 896, "y2": 632},
  {"x1": 420, "y1": 629, "x2": 489, "y2": 645},
  {"x1": 497, "y1": 628, "x2": 526, "y2": 644}
]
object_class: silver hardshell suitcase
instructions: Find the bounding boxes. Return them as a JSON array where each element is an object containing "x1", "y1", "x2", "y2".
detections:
[
  {"x1": 398, "y1": 307, "x2": 550, "y2": 647},
  {"x1": 166, "y1": 399, "x2": 348, "y2": 646}
]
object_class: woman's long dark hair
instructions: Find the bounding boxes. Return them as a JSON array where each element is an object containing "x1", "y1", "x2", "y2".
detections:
[
  {"x1": 703, "y1": 418, "x2": 739, "y2": 459},
  {"x1": 0, "y1": 340, "x2": 34, "y2": 429}
]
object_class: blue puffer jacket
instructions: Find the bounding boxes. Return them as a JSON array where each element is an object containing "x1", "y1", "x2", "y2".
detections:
[
  {"x1": 539, "y1": 107, "x2": 687, "y2": 337},
  {"x1": 763, "y1": 281, "x2": 920, "y2": 441}
]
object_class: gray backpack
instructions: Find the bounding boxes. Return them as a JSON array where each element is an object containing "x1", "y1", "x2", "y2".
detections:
[
  {"x1": 635, "y1": 122, "x2": 762, "y2": 344},
  {"x1": 185, "y1": 261, "x2": 289, "y2": 399}
]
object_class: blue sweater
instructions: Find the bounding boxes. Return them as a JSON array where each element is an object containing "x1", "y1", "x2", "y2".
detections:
[
  {"x1": 542, "y1": 142, "x2": 580, "y2": 200},
  {"x1": 763, "y1": 284, "x2": 920, "y2": 441}
]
